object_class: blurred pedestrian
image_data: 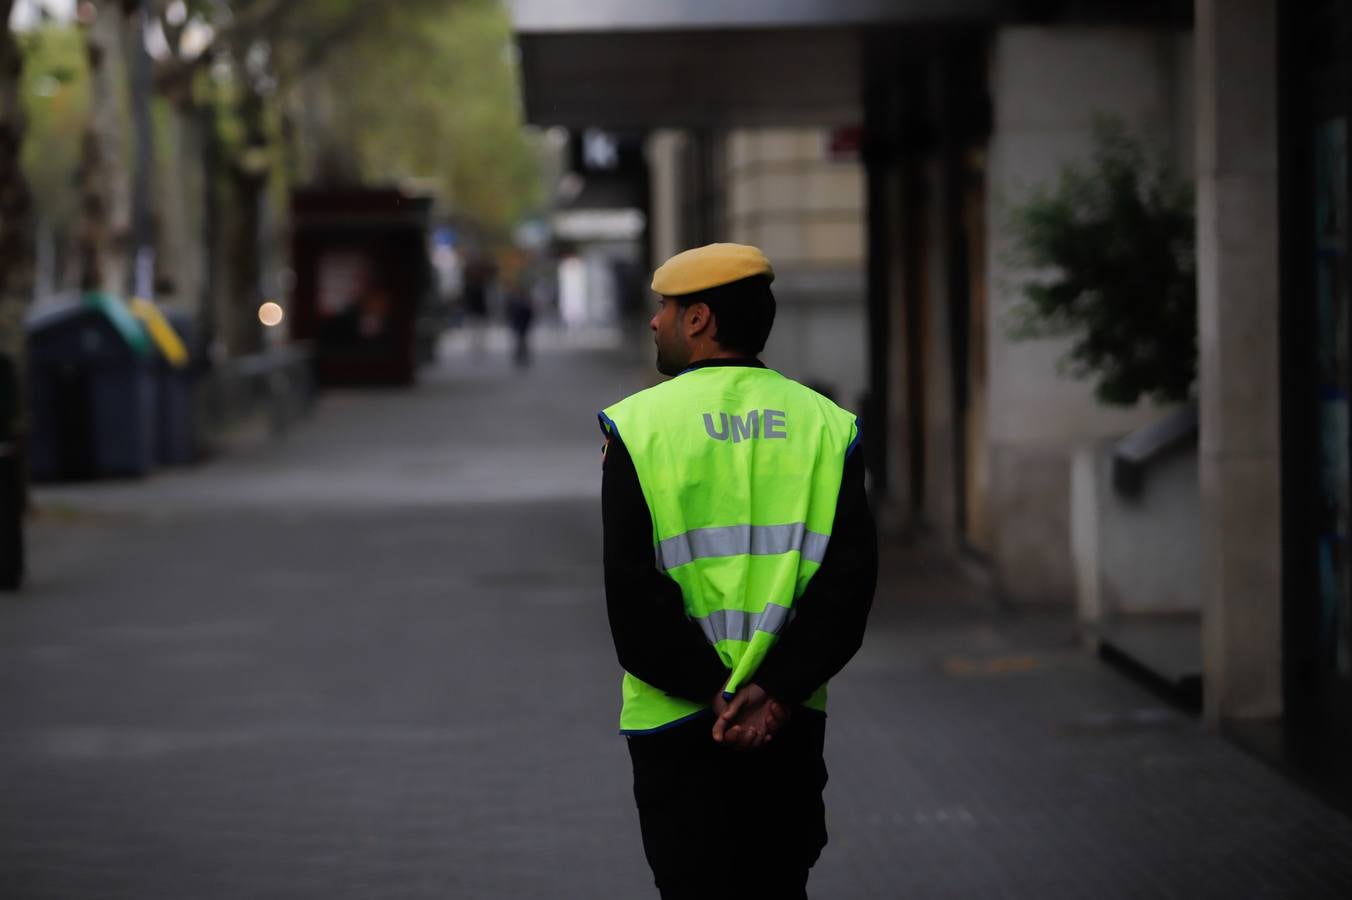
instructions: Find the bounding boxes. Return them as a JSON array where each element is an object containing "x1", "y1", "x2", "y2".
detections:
[
  {"x1": 461, "y1": 255, "x2": 493, "y2": 359},
  {"x1": 598, "y1": 243, "x2": 877, "y2": 899},
  {"x1": 505, "y1": 279, "x2": 535, "y2": 368}
]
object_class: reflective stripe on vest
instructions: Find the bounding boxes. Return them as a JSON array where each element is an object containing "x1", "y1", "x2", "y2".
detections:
[
  {"x1": 692, "y1": 603, "x2": 794, "y2": 645},
  {"x1": 656, "y1": 523, "x2": 831, "y2": 571},
  {"x1": 601, "y1": 365, "x2": 858, "y2": 734}
]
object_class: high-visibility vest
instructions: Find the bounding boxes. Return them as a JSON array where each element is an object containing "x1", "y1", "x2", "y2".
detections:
[{"x1": 600, "y1": 364, "x2": 859, "y2": 734}]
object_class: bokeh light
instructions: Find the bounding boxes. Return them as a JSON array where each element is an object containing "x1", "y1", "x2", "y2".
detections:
[{"x1": 258, "y1": 301, "x2": 285, "y2": 327}]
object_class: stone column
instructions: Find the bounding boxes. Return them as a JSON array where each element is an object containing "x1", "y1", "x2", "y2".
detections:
[{"x1": 1195, "y1": 0, "x2": 1283, "y2": 725}]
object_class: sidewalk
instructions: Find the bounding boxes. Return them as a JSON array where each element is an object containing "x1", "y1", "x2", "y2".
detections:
[
  {"x1": 3, "y1": 332, "x2": 1351, "y2": 899},
  {"x1": 820, "y1": 555, "x2": 1352, "y2": 898}
]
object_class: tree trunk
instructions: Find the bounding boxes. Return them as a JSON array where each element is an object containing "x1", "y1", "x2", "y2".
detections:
[
  {"x1": 0, "y1": 1, "x2": 34, "y2": 356},
  {"x1": 1, "y1": 1, "x2": 33, "y2": 585},
  {"x1": 200, "y1": 99, "x2": 220, "y2": 356},
  {"x1": 221, "y1": 79, "x2": 270, "y2": 356},
  {"x1": 75, "y1": 1, "x2": 132, "y2": 294},
  {"x1": 125, "y1": 0, "x2": 154, "y2": 297},
  {"x1": 157, "y1": 103, "x2": 205, "y2": 313}
]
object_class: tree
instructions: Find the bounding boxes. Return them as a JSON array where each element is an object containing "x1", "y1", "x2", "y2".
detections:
[
  {"x1": 111, "y1": 0, "x2": 457, "y2": 353},
  {"x1": 187, "y1": 0, "x2": 545, "y2": 348},
  {"x1": 310, "y1": 0, "x2": 545, "y2": 236},
  {"x1": 19, "y1": 20, "x2": 89, "y2": 279},
  {"x1": 1, "y1": 0, "x2": 35, "y2": 362},
  {"x1": 141, "y1": 0, "x2": 538, "y2": 352},
  {"x1": 1, "y1": 0, "x2": 35, "y2": 590},
  {"x1": 18, "y1": 0, "x2": 543, "y2": 356},
  {"x1": 73, "y1": 0, "x2": 133, "y2": 294},
  {"x1": 1006, "y1": 118, "x2": 1197, "y2": 406}
]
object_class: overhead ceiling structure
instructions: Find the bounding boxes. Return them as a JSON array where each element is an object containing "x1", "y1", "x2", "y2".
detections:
[
  {"x1": 507, "y1": 0, "x2": 1191, "y2": 129},
  {"x1": 507, "y1": 0, "x2": 1014, "y2": 129},
  {"x1": 509, "y1": 0, "x2": 1010, "y2": 33},
  {"x1": 514, "y1": 28, "x2": 863, "y2": 129}
]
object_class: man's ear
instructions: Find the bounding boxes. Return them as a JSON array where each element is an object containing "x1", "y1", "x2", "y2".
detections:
[{"x1": 683, "y1": 301, "x2": 713, "y2": 338}]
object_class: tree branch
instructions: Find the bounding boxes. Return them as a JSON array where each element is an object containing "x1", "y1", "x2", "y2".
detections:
[
  {"x1": 280, "y1": 4, "x2": 394, "y2": 78},
  {"x1": 152, "y1": 0, "x2": 294, "y2": 91}
]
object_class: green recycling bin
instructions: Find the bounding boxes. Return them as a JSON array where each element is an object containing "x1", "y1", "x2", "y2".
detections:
[{"x1": 27, "y1": 292, "x2": 156, "y2": 480}]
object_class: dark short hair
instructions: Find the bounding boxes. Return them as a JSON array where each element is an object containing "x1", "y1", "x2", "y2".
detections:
[{"x1": 677, "y1": 275, "x2": 776, "y2": 355}]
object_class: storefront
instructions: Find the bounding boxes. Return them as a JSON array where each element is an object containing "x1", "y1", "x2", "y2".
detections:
[{"x1": 1279, "y1": 0, "x2": 1352, "y2": 769}]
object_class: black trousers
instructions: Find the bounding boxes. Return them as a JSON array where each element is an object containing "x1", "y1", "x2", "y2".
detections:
[{"x1": 626, "y1": 710, "x2": 828, "y2": 900}]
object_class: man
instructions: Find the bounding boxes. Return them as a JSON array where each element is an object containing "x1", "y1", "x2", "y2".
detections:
[{"x1": 599, "y1": 243, "x2": 877, "y2": 899}]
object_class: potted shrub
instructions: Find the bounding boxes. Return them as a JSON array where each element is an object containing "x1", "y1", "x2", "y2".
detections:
[{"x1": 1007, "y1": 118, "x2": 1197, "y2": 406}]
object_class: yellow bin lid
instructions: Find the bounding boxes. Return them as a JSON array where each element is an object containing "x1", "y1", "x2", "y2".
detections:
[{"x1": 129, "y1": 298, "x2": 189, "y2": 368}]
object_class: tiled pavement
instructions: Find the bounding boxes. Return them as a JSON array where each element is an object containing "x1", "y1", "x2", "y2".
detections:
[{"x1": 3, "y1": 332, "x2": 1352, "y2": 899}]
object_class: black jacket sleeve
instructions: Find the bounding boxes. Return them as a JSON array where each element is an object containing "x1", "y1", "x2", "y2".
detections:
[
  {"x1": 601, "y1": 436, "x2": 730, "y2": 702},
  {"x1": 751, "y1": 446, "x2": 877, "y2": 705}
]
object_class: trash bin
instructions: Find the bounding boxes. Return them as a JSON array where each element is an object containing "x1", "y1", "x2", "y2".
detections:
[
  {"x1": 0, "y1": 353, "x2": 23, "y2": 590},
  {"x1": 27, "y1": 292, "x2": 156, "y2": 480},
  {"x1": 130, "y1": 299, "x2": 195, "y2": 466},
  {"x1": 164, "y1": 308, "x2": 202, "y2": 464}
]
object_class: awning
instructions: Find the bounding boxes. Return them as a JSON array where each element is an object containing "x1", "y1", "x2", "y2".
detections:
[
  {"x1": 515, "y1": 28, "x2": 864, "y2": 129},
  {"x1": 508, "y1": 0, "x2": 1007, "y2": 33},
  {"x1": 507, "y1": 0, "x2": 1191, "y2": 129},
  {"x1": 507, "y1": 0, "x2": 1009, "y2": 129}
]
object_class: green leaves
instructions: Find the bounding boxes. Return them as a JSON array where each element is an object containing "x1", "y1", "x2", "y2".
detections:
[
  {"x1": 1007, "y1": 117, "x2": 1197, "y2": 406},
  {"x1": 196, "y1": 0, "x2": 544, "y2": 235},
  {"x1": 18, "y1": 22, "x2": 89, "y2": 233},
  {"x1": 15, "y1": 0, "x2": 542, "y2": 280},
  {"x1": 310, "y1": 0, "x2": 544, "y2": 235}
]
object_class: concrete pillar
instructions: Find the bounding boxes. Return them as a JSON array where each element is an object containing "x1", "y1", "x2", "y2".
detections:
[
  {"x1": 1195, "y1": 0, "x2": 1283, "y2": 725},
  {"x1": 921, "y1": 157, "x2": 959, "y2": 546},
  {"x1": 647, "y1": 130, "x2": 688, "y2": 267}
]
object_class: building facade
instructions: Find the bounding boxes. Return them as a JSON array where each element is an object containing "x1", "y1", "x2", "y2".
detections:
[
  {"x1": 648, "y1": 128, "x2": 869, "y2": 406},
  {"x1": 508, "y1": 0, "x2": 1352, "y2": 793}
]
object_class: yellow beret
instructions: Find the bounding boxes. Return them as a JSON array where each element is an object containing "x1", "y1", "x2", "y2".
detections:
[{"x1": 651, "y1": 243, "x2": 775, "y2": 296}]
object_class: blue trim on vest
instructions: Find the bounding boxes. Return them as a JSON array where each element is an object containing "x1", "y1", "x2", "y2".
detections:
[
  {"x1": 673, "y1": 357, "x2": 767, "y2": 378},
  {"x1": 598, "y1": 411, "x2": 621, "y2": 441},
  {"x1": 619, "y1": 708, "x2": 712, "y2": 736},
  {"x1": 846, "y1": 416, "x2": 862, "y2": 459}
]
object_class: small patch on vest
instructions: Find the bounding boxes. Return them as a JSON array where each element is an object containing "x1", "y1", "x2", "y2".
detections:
[{"x1": 703, "y1": 409, "x2": 787, "y2": 442}]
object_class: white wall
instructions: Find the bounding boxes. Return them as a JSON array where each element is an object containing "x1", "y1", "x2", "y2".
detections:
[
  {"x1": 985, "y1": 26, "x2": 1194, "y2": 604},
  {"x1": 1072, "y1": 440, "x2": 1201, "y2": 628}
]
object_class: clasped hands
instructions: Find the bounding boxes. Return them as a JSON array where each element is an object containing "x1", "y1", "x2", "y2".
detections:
[{"x1": 710, "y1": 683, "x2": 790, "y2": 751}]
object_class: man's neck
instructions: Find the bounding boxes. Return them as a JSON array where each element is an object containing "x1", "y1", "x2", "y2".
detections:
[
  {"x1": 679, "y1": 356, "x2": 765, "y2": 374},
  {"x1": 688, "y1": 349, "x2": 751, "y2": 366}
]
